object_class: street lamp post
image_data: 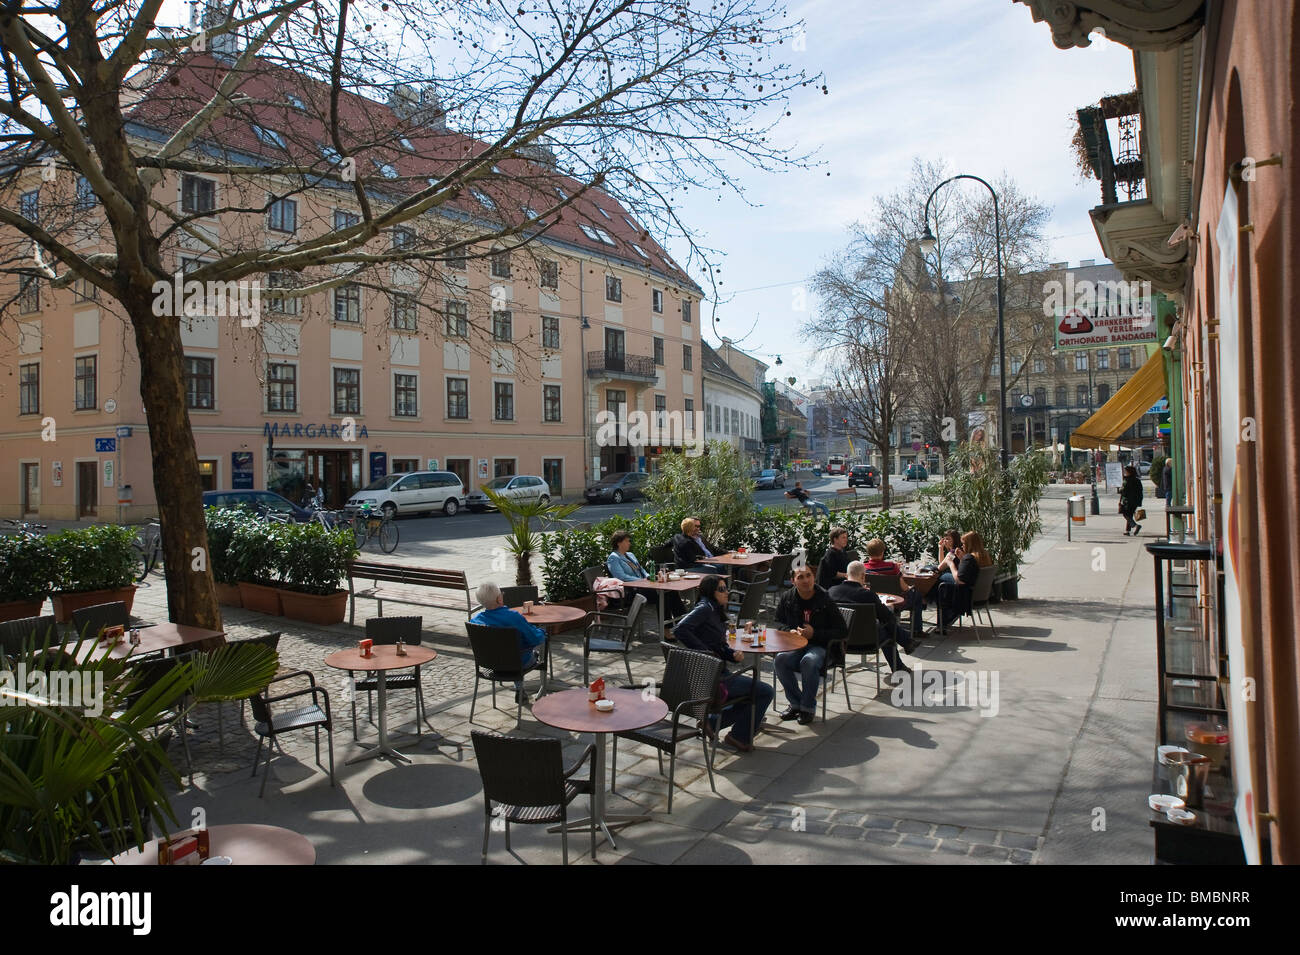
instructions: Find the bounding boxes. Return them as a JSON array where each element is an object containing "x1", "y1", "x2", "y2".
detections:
[{"x1": 920, "y1": 174, "x2": 1008, "y2": 471}]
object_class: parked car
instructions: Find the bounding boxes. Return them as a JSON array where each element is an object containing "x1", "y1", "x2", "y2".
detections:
[
  {"x1": 905, "y1": 464, "x2": 929, "y2": 482},
  {"x1": 751, "y1": 468, "x2": 786, "y2": 490},
  {"x1": 466, "y1": 474, "x2": 553, "y2": 512},
  {"x1": 584, "y1": 471, "x2": 651, "y2": 504},
  {"x1": 847, "y1": 464, "x2": 879, "y2": 488},
  {"x1": 1137, "y1": 460, "x2": 1152, "y2": 477},
  {"x1": 202, "y1": 489, "x2": 312, "y2": 522},
  {"x1": 344, "y1": 470, "x2": 465, "y2": 519}
]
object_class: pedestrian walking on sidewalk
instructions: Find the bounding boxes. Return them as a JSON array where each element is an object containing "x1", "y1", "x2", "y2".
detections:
[{"x1": 1119, "y1": 465, "x2": 1144, "y2": 536}]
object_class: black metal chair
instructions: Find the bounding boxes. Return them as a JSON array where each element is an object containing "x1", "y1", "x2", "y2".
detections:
[
  {"x1": 582, "y1": 593, "x2": 647, "y2": 685},
  {"x1": 352, "y1": 616, "x2": 426, "y2": 740},
  {"x1": 647, "y1": 543, "x2": 676, "y2": 573},
  {"x1": 951, "y1": 565, "x2": 998, "y2": 641},
  {"x1": 811, "y1": 611, "x2": 853, "y2": 721},
  {"x1": 762, "y1": 554, "x2": 796, "y2": 609},
  {"x1": 71, "y1": 601, "x2": 130, "y2": 640},
  {"x1": 218, "y1": 631, "x2": 282, "y2": 752},
  {"x1": 612, "y1": 647, "x2": 723, "y2": 813},
  {"x1": 248, "y1": 669, "x2": 335, "y2": 797},
  {"x1": 466, "y1": 622, "x2": 547, "y2": 724},
  {"x1": 500, "y1": 585, "x2": 539, "y2": 607},
  {"x1": 728, "y1": 570, "x2": 770, "y2": 624},
  {"x1": 470, "y1": 731, "x2": 596, "y2": 864},
  {"x1": 0, "y1": 614, "x2": 58, "y2": 664},
  {"x1": 864, "y1": 573, "x2": 903, "y2": 596},
  {"x1": 580, "y1": 566, "x2": 603, "y2": 593},
  {"x1": 838, "y1": 604, "x2": 890, "y2": 692},
  {"x1": 118, "y1": 655, "x2": 196, "y2": 784}
]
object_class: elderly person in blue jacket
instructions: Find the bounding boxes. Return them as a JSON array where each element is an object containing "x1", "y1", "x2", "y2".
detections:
[
  {"x1": 606, "y1": 529, "x2": 684, "y2": 620},
  {"x1": 673, "y1": 575, "x2": 775, "y2": 752},
  {"x1": 470, "y1": 581, "x2": 546, "y2": 704}
]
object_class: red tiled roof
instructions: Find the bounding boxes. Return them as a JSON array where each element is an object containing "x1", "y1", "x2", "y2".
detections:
[{"x1": 127, "y1": 52, "x2": 699, "y2": 291}]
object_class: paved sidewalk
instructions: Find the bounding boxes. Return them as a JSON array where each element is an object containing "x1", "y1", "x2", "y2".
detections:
[{"x1": 90, "y1": 499, "x2": 1161, "y2": 864}]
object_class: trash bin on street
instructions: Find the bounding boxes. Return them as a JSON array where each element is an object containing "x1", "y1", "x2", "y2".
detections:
[{"x1": 1068, "y1": 494, "x2": 1085, "y2": 540}]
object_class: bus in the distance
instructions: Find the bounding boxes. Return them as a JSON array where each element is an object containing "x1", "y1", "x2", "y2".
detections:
[{"x1": 827, "y1": 455, "x2": 846, "y2": 475}]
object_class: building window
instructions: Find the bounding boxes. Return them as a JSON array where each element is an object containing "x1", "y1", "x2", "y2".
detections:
[
  {"x1": 334, "y1": 283, "x2": 361, "y2": 323},
  {"x1": 682, "y1": 299, "x2": 692, "y2": 323},
  {"x1": 543, "y1": 384, "x2": 561, "y2": 422},
  {"x1": 446, "y1": 378, "x2": 468, "y2": 419},
  {"x1": 252, "y1": 124, "x2": 286, "y2": 148},
  {"x1": 18, "y1": 275, "x2": 40, "y2": 313},
  {"x1": 491, "y1": 251, "x2": 511, "y2": 278},
  {"x1": 75, "y1": 356, "x2": 97, "y2": 410},
  {"x1": 653, "y1": 336, "x2": 664, "y2": 366},
  {"x1": 1097, "y1": 349, "x2": 1109, "y2": 370},
  {"x1": 542, "y1": 315, "x2": 560, "y2": 349},
  {"x1": 990, "y1": 361, "x2": 999, "y2": 376},
  {"x1": 394, "y1": 373, "x2": 418, "y2": 416},
  {"x1": 540, "y1": 259, "x2": 558, "y2": 289},
  {"x1": 655, "y1": 393, "x2": 666, "y2": 426},
  {"x1": 1033, "y1": 387, "x2": 1046, "y2": 408},
  {"x1": 333, "y1": 367, "x2": 361, "y2": 414},
  {"x1": 652, "y1": 289, "x2": 663, "y2": 313},
  {"x1": 267, "y1": 196, "x2": 297, "y2": 233},
  {"x1": 1010, "y1": 357, "x2": 1023, "y2": 374},
  {"x1": 1055, "y1": 354, "x2": 1066, "y2": 373},
  {"x1": 1076, "y1": 384, "x2": 1089, "y2": 407},
  {"x1": 1075, "y1": 352, "x2": 1088, "y2": 371},
  {"x1": 73, "y1": 276, "x2": 98, "y2": 302},
  {"x1": 446, "y1": 253, "x2": 466, "y2": 271},
  {"x1": 445, "y1": 300, "x2": 468, "y2": 338},
  {"x1": 1054, "y1": 385, "x2": 1066, "y2": 407},
  {"x1": 266, "y1": 272, "x2": 299, "y2": 314},
  {"x1": 684, "y1": 398, "x2": 694, "y2": 421},
  {"x1": 391, "y1": 292, "x2": 419, "y2": 330},
  {"x1": 1119, "y1": 348, "x2": 1132, "y2": 369},
  {"x1": 334, "y1": 209, "x2": 359, "y2": 231},
  {"x1": 267, "y1": 363, "x2": 297, "y2": 412},
  {"x1": 682, "y1": 344, "x2": 692, "y2": 371},
  {"x1": 74, "y1": 176, "x2": 95, "y2": 213},
  {"x1": 391, "y1": 227, "x2": 414, "y2": 250},
  {"x1": 1033, "y1": 358, "x2": 1045, "y2": 374},
  {"x1": 20, "y1": 190, "x2": 39, "y2": 222},
  {"x1": 185, "y1": 357, "x2": 215, "y2": 409},
  {"x1": 1097, "y1": 383, "x2": 1111, "y2": 404},
  {"x1": 492, "y1": 310, "x2": 512, "y2": 342},
  {"x1": 494, "y1": 382, "x2": 514, "y2": 420},
  {"x1": 18, "y1": 363, "x2": 39, "y2": 415},
  {"x1": 605, "y1": 275, "x2": 622, "y2": 302},
  {"x1": 181, "y1": 175, "x2": 215, "y2": 214}
]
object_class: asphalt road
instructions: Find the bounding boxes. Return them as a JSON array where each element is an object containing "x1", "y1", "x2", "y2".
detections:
[{"x1": 384, "y1": 472, "x2": 943, "y2": 544}]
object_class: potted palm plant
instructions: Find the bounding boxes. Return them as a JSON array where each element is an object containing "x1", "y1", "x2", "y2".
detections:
[
  {"x1": 278, "y1": 521, "x2": 357, "y2": 625},
  {"x1": 0, "y1": 532, "x2": 56, "y2": 622},
  {"x1": 0, "y1": 640, "x2": 278, "y2": 864},
  {"x1": 47, "y1": 525, "x2": 139, "y2": 622},
  {"x1": 484, "y1": 488, "x2": 582, "y2": 589}
]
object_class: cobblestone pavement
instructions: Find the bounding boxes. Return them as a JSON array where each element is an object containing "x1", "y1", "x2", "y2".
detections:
[{"x1": 73, "y1": 492, "x2": 1156, "y2": 865}]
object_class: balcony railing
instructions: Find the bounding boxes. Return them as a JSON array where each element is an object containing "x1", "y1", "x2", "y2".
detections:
[
  {"x1": 586, "y1": 351, "x2": 657, "y2": 380},
  {"x1": 1076, "y1": 91, "x2": 1145, "y2": 206}
]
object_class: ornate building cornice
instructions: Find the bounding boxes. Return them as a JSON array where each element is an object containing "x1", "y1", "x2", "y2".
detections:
[{"x1": 1014, "y1": 0, "x2": 1204, "y2": 51}]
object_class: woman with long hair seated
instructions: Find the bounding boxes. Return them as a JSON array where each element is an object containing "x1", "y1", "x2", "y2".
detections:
[{"x1": 934, "y1": 530, "x2": 992, "y2": 633}]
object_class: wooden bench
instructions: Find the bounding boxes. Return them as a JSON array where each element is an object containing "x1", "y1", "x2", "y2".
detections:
[{"x1": 347, "y1": 561, "x2": 474, "y2": 625}]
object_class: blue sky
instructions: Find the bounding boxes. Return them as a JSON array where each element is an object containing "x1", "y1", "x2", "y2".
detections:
[{"x1": 673, "y1": 0, "x2": 1137, "y2": 388}]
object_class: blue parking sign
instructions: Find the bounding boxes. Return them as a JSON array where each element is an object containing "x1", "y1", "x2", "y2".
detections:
[{"x1": 94, "y1": 438, "x2": 116, "y2": 452}]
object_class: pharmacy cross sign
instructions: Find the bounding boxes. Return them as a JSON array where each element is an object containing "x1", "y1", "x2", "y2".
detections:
[{"x1": 1058, "y1": 308, "x2": 1094, "y2": 335}]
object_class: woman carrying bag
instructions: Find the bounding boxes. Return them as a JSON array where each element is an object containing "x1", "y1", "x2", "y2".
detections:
[{"x1": 1119, "y1": 465, "x2": 1145, "y2": 536}]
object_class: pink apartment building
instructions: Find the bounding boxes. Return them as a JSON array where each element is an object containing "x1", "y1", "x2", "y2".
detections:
[{"x1": 0, "y1": 54, "x2": 703, "y2": 520}]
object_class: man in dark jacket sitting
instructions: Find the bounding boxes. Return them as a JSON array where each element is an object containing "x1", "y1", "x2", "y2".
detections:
[
  {"x1": 673, "y1": 576, "x2": 775, "y2": 752},
  {"x1": 828, "y1": 560, "x2": 914, "y2": 680},
  {"x1": 671, "y1": 516, "x2": 727, "y2": 571},
  {"x1": 773, "y1": 563, "x2": 847, "y2": 725}
]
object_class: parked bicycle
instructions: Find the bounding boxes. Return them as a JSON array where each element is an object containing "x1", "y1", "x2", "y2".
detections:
[
  {"x1": 0, "y1": 517, "x2": 48, "y2": 535},
  {"x1": 310, "y1": 504, "x2": 347, "y2": 531},
  {"x1": 352, "y1": 501, "x2": 398, "y2": 553},
  {"x1": 133, "y1": 520, "x2": 162, "y2": 581}
]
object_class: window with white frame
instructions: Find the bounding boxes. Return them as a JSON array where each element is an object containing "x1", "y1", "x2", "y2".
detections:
[
  {"x1": 182, "y1": 175, "x2": 215, "y2": 214},
  {"x1": 185, "y1": 357, "x2": 215, "y2": 409},
  {"x1": 1075, "y1": 352, "x2": 1088, "y2": 371},
  {"x1": 540, "y1": 259, "x2": 558, "y2": 289},
  {"x1": 267, "y1": 362, "x2": 297, "y2": 412},
  {"x1": 543, "y1": 384, "x2": 561, "y2": 422},
  {"x1": 74, "y1": 356, "x2": 97, "y2": 410},
  {"x1": 334, "y1": 284, "x2": 361, "y2": 323},
  {"x1": 494, "y1": 381, "x2": 514, "y2": 420},
  {"x1": 542, "y1": 316, "x2": 560, "y2": 349},
  {"x1": 492, "y1": 310, "x2": 512, "y2": 342},
  {"x1": 605, "y1": 275, "x2": 622, "y2": 302},
  {"x1": 391, "y1": 293, "x2": 419, "y2": 330},
  {"x1": 445, "y1": 300, "x2": 468, "y2": 338},
  {"x1": 491, "y1": 251, "x2": 511, "y2": 278},
  {"x1": 394, "y1": 373, "x2": 418, "y2": 417},
  {"x1": 446, "y1": 378, "x2": 468, "y2": 418},
  {"x1": 333, "y1": 367, "x2": 361, "y2": 414},
  {"x1": 267, "y1": 272, "x2": 300, "y2": 314},
  {"x1": 652, "y1": 289, "x2": 663, "y2": 313}
]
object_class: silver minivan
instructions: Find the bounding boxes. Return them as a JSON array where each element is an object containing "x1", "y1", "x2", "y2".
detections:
[{"x1": 345, "y1": 470, "x2": 465, "y2": 518}]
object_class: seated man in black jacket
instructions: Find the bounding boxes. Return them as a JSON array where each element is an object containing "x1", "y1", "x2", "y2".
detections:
[
  {"x1": 828, "y1": 560, "x2": 914, "y2": 679},
  {"x1": 671, "y1": 516, "x2": 727, "y2": 571},
  {"x1": 773, "y1": 563, "x2": 847, "y2": 725},
  {"x1": 673, "y1": 576, "x2": 775, "y2": 752},
  {"x1": 816, "y1": 526, "x2": 857, "y2": 590}
]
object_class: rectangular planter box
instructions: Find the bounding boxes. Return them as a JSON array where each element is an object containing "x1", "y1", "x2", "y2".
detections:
[
  {"x1": 50, "y1": 585, "x2": 137, "y2": 624},
  {"x1": 215, "y1": 582, "x2": 243, "y2": 608},
  {"x1": 0, "y1": 598, "x2": 46, "y2": 623},
  {"x1": 280, "y1": 589, "x2": 348, "y2": 626},
  {"x1": 237, "y1": 581, "x2": 283, "y2": 616}
]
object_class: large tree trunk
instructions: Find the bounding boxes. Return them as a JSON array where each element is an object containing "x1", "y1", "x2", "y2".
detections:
[{"x1": 128, "y1": 289, "x2": 223, "y2": 650}]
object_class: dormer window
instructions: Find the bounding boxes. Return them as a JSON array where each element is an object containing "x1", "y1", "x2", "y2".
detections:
[
  {"x1": 555, "y1": 186, "x2": 568, "y2": 200},
  {"x1": 399, "y1": 136, "x2": 415, "y2": 151},
  {"x1": 471, "y1": 189, "x2": 496, "y2": 210},
  {"x1": 631, "y1": 243, "x2": 650, "y2": 259},
  {"x1": 286, "y1": 94, "x2": 305, "y2": 110},
  {"x1": 596, "y1": 207, "x2": 611, "y2": 219},
  {"x1": 253, "y1": 124, "x2": 286, "y2": 148},
  {"x1": 594, "y1": 228, "x2": 616, "y2": 246},
  {"x1": 374, "y1": 160, "x2": 399, "y2": 179},
  {"x1": 578, "y1": 224, "x2": 600, "y2": 241}
]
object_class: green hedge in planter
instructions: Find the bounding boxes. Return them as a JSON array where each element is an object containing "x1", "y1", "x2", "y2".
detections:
[
  {"x1": 48, "y1": 525, "x2": 138, "y2": 593},
  {"x1": 278, "y1": 522, "x2": 358, "y2": 595},
  {"x1": 227, "y1": 518, "x2": 285, "y2": 585},
  {"x1": 203, "y1": 507, "x2": 248, "y2": 586},
  {"x1": 0, "y1": 532, "x2": 57, "y2": 601}
]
